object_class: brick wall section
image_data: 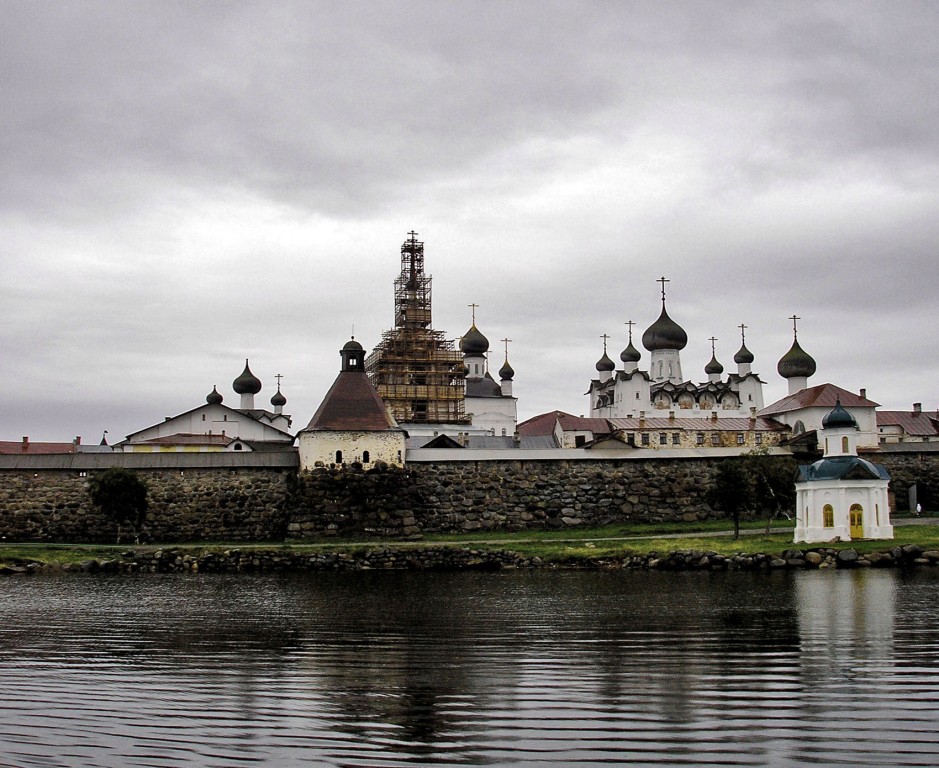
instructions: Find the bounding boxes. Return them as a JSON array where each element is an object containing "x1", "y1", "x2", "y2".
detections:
[{"x1": 2, "y1": 452, "x2": 938, "y2": 543}]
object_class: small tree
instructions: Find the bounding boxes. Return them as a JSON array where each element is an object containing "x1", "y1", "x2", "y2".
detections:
[
  {"x1": 88, "y1": 468, "x2": 149, "y2": 543},
  {"x1": 707, "y1": 459, "x2": 751, "y2": 539},
  {"x1": 741, "y1": 449, "x2": 797, "y2": 533}
]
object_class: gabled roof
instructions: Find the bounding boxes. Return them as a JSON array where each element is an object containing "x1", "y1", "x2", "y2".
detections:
[
  {"x1": 419, "y1": 434, "x2": 464, "y2": 448},
  {"x1": 759, "y1": 383, "x2": 879, "y2": 417},
  {"x1": 301, "y1": 371, "x2": 401, "y2": 432},
  {"x1": 557, "y1": 416, "x2": 612, "y2": 433},
  {"x1": 133, "y1": 433, "x2": 235, "y2": 447},
  {"x1": 877, "y1": 410, "x2": 939, "y2": 437},
  {"x1": 517, "y1": 410, "x2": 576, "y2": 437},
  {"x1": 124, "y1": 402, "x2": 293, "y2": 441}
]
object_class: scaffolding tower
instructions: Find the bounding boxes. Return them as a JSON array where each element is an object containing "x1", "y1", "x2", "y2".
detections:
[{"x1": 365, "y1": 232, "x2": 469, "y2": 425}]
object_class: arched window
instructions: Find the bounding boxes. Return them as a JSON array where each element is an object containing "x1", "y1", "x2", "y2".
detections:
[
  {"x1": 842, "y1": 436, "x2": 849, "y2": 453},
  {"x1": 362, "y1": 450, "x2": 370, "y2": 463},
  {"x1": 336, "y1": 450, "x2": 343, "y2": 464},
  {"x1": 233, "y1": 443, "x2": 242, "y2": 451},
  {"x1": 823, "y1": 504, "x2": 834, "y2": 527}
]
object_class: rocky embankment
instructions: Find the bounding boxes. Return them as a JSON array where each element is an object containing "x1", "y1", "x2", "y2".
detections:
[{"x1": 2, "y1": 543, "x2": 939, "y2": 575}]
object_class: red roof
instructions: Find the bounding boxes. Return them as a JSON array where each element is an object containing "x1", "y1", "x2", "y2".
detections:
[
  {"x1": 877, "y1": 410, "x2": 939, "y2": 437},
  {"x1": 759, "y1": 383, "x2": 879, "y2": 417},
  {"x1": 302, "y1": 371, "x2": 400, "y2": 432},
  {"x1": 557, "y1": 416, "x2": 612, "y2": 433},
  {"x1": 517, "y1": 410, "x2": 576, "y2": 437},
  {"x1": 134, "y1": 433, "x2": 234, "y2": 446},
  {"x1": 0, "y1": 439, "x2": 77, "y2": 454}
]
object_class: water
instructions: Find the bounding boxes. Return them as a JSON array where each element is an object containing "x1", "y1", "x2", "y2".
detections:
[{"x1": 1, "y1": 568, "x2": 938, "y2": 767}]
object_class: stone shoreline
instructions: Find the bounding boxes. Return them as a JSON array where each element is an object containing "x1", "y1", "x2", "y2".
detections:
[{"x1": 2, "y1": 543, "x2": 939, "y2": 575}]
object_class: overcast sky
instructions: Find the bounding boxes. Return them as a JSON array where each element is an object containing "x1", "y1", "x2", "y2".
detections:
[{"x1": 2, "y1": 0, "x2": 938, "y2": 443}]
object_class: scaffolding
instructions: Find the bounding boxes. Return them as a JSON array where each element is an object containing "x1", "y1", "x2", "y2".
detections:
[{"x1": 366, "y1": 232, "x2": 469, "y2": 425}]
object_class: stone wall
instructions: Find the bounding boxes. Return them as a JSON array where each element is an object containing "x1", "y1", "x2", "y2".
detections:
[
  {"x1": 2, "y1": 450, "x2": 939, "y2": 543},
  {"x1": 0, "y1": 468, "x2": 292, "y2": 543}
]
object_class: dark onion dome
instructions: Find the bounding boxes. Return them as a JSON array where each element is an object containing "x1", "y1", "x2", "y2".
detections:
[
  {"x1": 822, "y1": 399, "x2": 857, "y2": 429},
  {"x1": 642, "y1": 306, "x2": 688, "y2": 351},
  {"x1": 460, "y1": 324, "x2": 489, "y2": 354},
  {"x1": 620, "y1": 340, "x2": 641, "y2": 364},
  {"x1": 270, "y1": 387, "x2": 287, "y2": 407},
  {"x1": 705, "y1": 354, "x2": 724, "y2": 375},
  {"x1": 595, "y1": 350, "x2": 615, "y2": 372},
  {"x1": 206, "y1": 385, "x2": 223, "y2": 405},
  {"x1": 343, "y1": 338, "x2": 363, "y2": 351},
  {"x1": 232, "y1": 359, "x2": 262, "y2": 395},
  {"x1": 777, "y1": 339, "x2": 816, "y2": 379},
  {"x1": 499, "y1": 358, "x2": 515, "y2": 381},
  {"x1": 734, "y1": 342, "x2": 754, "y2": 364}
]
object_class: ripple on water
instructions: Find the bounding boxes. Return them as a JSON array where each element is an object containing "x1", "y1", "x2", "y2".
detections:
[{"x1": 1, "y1": 569, "x2": 938, "y2": 766}]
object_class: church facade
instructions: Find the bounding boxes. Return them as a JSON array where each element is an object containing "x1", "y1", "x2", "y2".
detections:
[{"x1": 587, "y1": 278, "x2": 766, "y2": 423}]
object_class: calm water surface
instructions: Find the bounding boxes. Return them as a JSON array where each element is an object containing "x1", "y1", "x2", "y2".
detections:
[{"x1": 1, "y1": 568, "x2": 937, "y2": 767}]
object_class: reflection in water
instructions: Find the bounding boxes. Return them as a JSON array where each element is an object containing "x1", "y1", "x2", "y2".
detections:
[{"x1": 0, "y1": 569, "x2": 937, "y2": 766}]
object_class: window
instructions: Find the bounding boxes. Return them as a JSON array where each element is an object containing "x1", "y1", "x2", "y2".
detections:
[
  {"x1": 696, "y1": 432, "x2": 704, "y2": 446},
  {"x1": 672, "y1": 433, "x2": 680, "y2": 445},
  {"x1": 711, "y1": 433, "x2": 720, "y2": 446},
  {"x1": 736, "y1": 433, "x2": 745, "y2": 445},
  {"x1": 823, "y1": 504, "x2": 834, "y2": 527},
  {"x1": 202, "y1": 414, "x2": 206, "y2": 421},
  {"x1": 362, "y1": 450, "x2": 370, "y2": 463},
  {"x1": 659, "y1": 433, "x2": 667, "y2": 445},
  {"x1": 335, "y1": 450, "x2": 343, "y2": 464},
  {"x1": 575, "y1": 435, "x2": 586, "y2": 447},
  {"x1": 635, "y1": 392, "x2": 640, "y2": 399},
  {"x1": 641, "y1": 433, "x2": 650, "y2": 446},
  {"x1": 842, "y1": 436, "x2": 849, "y2": 453},
  {"x1": 755, "y1": 433, "x2": 763, "y2": 446},
  {"x1": 233, "y1": 443, "x2": 242, "y2": 451}
]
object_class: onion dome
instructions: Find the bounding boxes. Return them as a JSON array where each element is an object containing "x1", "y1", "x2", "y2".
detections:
[
  {"x1": 734, "y1": 343, "x2": 754, "y2": 365},
  {"x1": 595, "y1": 350, "x2": 615, "y2": 372},
  {"x1": 206, "y1": 385, "x2": 223, "y2": 405},
  {"x1": 460, "y1": 324, "x2": 489, "y2": 355},
  {"x1": 705, "y1": 354, "x2": 724, "y2": 375},
  {"x1": 620, "y1": 340, "x2": 641, "y2": 364},
  {"x1": 232, "y1": 359, "x2": 262, "y2": 395},
  {"x1": 777, "y1": 339, "x2": 816, "y2": 379},
  {"x1": 343, "y1": 338, "x2": 363, "y2": 352},
  {"x1": 642, "y1": 306, "x2": 688, "y2": 351},
  {"x1": 499, "y1": 358, "x2": 515, "y2": 381},
  {"x1": 270, "y1": 387, "x2": 286, "y2": 408},
  {"x1": 822, "y1": 399, "x2": 857, "y2": 429}
]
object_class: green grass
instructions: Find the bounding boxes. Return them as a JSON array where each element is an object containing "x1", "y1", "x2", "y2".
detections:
[{"x1": 2, "y1": 521, "x2": 936, "y2": 569}]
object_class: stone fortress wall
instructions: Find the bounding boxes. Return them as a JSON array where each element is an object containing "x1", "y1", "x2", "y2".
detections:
[{"x1": 1, "y1": 450, "x2": 937, "y2": 544}]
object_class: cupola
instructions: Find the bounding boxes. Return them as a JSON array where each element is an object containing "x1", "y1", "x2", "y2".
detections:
[
  {"x1": 777, "y1": 316, "x2": 816, "y2": 394},
  {"x1": 233, "y1": 360, "x2": 262, "y2": 409},
  {"x1": 206, "y1": 385, "x2": 223, "y2": 405}
]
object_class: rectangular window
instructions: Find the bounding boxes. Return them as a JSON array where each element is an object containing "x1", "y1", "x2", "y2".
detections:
[
  {"x1": 696, "y1": 432, "x2": 704, "y2": 446},
  {"x1": 672, "y1": 433, "x2": 681, "y2": 445},
  {"x1": 641, "y1": 433, "x2": 650, "y2": 446},
  {"x1": 736, "y1": 433, "x2": 745, "y2": 445},
  {"x1": 755, "y1": 433, "x2": 763, "y2": 446},
  {"x1": 574, "y1": 435, "x2": 586, "y2": 447},
  {"x1": 659, "y1": 433, "x2": 667, "y2": 445},
  {"x1": 711, "y1": 433, "x2": 720, "y2": 446}
]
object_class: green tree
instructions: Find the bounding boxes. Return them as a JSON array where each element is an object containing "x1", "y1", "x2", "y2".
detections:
[
  {"x1": 88, "y1": 468, "x2": 149, "y2": 543},
  {"x1": 741, "y1": 449, "x2": 798, "y2": 533},
  {"x1": 707, "y1": 460, "x2": 751, "y2": 539}
]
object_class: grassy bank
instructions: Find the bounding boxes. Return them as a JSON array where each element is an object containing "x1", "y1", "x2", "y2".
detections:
[{"x1": 2, "y1": 521, "x2": 937, "y2": 569}]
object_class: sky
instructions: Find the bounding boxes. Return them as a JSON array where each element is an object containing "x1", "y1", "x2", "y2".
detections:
[{"x1": 2, "y1": 0, "x2": 938, "y2": 443}]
